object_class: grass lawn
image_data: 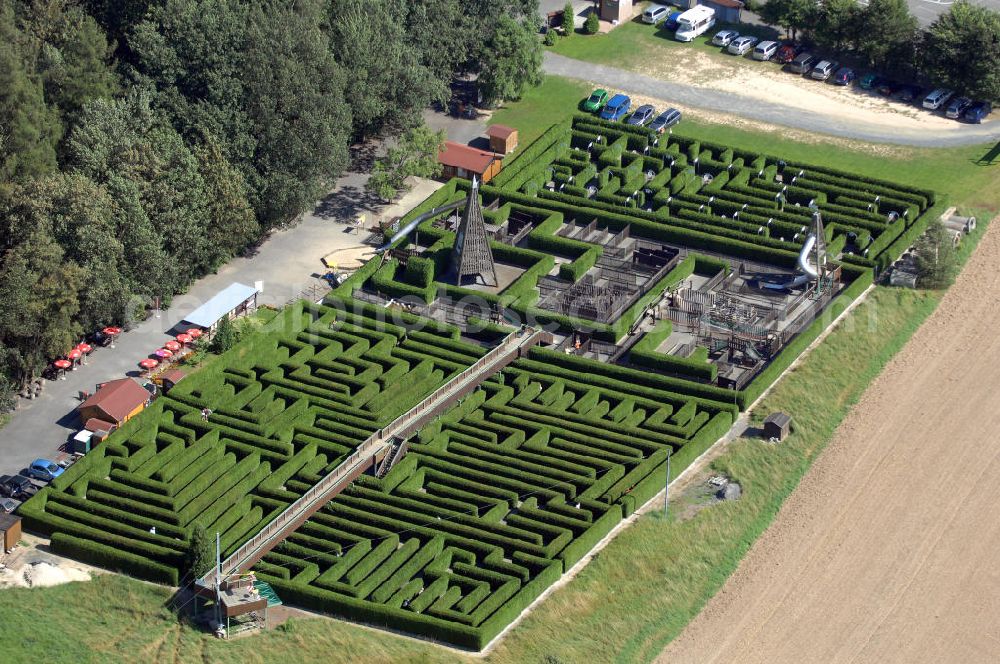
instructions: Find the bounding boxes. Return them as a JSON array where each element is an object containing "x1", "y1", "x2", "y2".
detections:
[
  {"x1": 551, "y1": 13, "x2": 782, "y2": 69},
  {"x1": 2, "y1": 78, "x2": 997, "y2": 662}
]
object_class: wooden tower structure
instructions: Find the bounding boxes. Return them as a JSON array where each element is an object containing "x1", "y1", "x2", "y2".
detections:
[{"x1": 451, "y1": 177, "x2": 498, "y2": 286}]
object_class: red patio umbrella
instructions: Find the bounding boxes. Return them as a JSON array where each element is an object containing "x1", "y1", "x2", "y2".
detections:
[
  {"x1": 67, "y1": 349, "x2": 82, "y2": 360},
  {"x1": 163, "y1": 340, "x2": 181, "y2": 351},
  {"x1": 139, "y1": 358, "x2": 159, "y2": 370},
  {"x1": 77, "y1": 343, "x2": 92, "y2": 354},
  {"x1": 154, "y1": 348, "x2": 173, "y2": 359},
  {"x1": 103, "y1": 326, "x2": 122, "y2": 336},
  {"x1": 188, "y1": 328, "x2": 203, "y2": 339},
  {"x1": 53, "y1": 359, "x2": 72, "y2": 370},
  {"x1": 176, "y1": 333, "x2": 193, "y2": 344}
]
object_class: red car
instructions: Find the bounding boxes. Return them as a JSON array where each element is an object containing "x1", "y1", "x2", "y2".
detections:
[{"x1": 774, "y1": 43, "x2": 801, "y2": 64}]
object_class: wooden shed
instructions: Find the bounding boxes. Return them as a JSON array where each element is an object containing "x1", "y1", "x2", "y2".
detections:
[
  {"x1": 1, "y1": 514, "x2": 22, "y2": 552},
  {"x1": 78, "y1": 378, "x2": 150, "y2": 427},
  {"x1": 763, "y1": 412, "x2": 792, "y2": 441},
  {"x1": 155, "y1": 369, "x2": 187, "y2": 393},
  {"x1": 487, "y1": 125, "x2": 518, "y2": 154},
  {"x1": 438, "y1": 141, "x2": 502, "y2": 184}
]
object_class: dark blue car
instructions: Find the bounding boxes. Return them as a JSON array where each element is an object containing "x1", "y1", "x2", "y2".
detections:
[
  {"x1": 664, "y1": 11, "x2": 682, "y2": 30},
  {"x1": 600, "y1": 94, "x2": 632, "y2": 121},
  {"x1": 964, "y1": 101, "x2": 992, "y2": 124}
]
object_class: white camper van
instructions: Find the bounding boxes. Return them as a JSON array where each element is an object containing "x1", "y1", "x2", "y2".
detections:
[{"x1": 674, "y1": 6, "x2": 716, "y2": 42}]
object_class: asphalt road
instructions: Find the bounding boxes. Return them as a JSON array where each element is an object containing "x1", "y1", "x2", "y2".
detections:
[{"x1": 543, "y1": 51, "x2": 1000, "y2": 147}]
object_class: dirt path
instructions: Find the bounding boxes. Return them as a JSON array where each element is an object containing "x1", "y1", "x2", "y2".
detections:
[
  {"x1": 659, "y1": 219, "x2": 1000, "y2": 663},
  {"x1": 544, "y1": 52, "x2": 1000, "y2": 147}
]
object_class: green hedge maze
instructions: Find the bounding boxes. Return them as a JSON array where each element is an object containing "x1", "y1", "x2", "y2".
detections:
[
  {"x1": 20, "y1": 302, "x2": 485, "y2": 586},
  {"x1": 251, "y1": 346, "x2": 736, "y2": 649},
  {"x1": 20, "y1": 114, "x2": 939, "y2": 650}
]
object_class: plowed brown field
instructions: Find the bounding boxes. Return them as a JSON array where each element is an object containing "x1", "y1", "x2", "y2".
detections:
[{"x1": 660, "y1": 219, "x2": 1000, "y2": 664}]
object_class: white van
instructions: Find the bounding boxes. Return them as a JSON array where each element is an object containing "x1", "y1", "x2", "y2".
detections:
[
  {"x1": 674, "y1": 6, "x2": 716, "y2": 42},
  {"x1": 643, "y1": 4, "x2": 669, "y2": 24},
  {"x1": 752, "y1": 41, "x2": 780, "y2": 61}
]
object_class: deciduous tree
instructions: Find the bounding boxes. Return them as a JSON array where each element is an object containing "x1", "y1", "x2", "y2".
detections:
[{"x1": 923, "y1": 1, "x2": 1000, "y2": 102}]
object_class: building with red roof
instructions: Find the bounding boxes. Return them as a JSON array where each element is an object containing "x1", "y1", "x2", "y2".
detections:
[
  {"x1": 438, "y1": 141, "x2": 502, "y2": 183},
  {"x1": 78, "y1": 378, "x2": 150, "y2": 426}
]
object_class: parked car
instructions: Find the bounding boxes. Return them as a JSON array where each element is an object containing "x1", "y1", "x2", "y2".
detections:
[
  {"x1": 26, "y1": 458, "x2": 64, "y2": 482},
  {"x1": 965, "y1": 101, "x2": 993, "y2": 123},
  {"x1": 858, "y1": 73, "x2": 880, "y2": 90},
  {"x1": 649, "y1": 108, "x2": 682, "y2": 133},
  {"x1": 832, "y1": 67, "x2": 855, "y2": 86},
  {"x1": 896, "y1": 84, "x2": 922, "y2": 103},
  {"x1": 752, "y1": 40, "x2": 780, "y2": 61},
  {"x1": 627, "y1": 104, "x2": 656, "y2": 126},
  {"x1": 711, "y1": 29, "x2": 739, "y2": 47},
  {"x1": 774, "y1": 42, "x2": 801, "y2": 64},
  {"x1": 788, "y1": 52, "x2": 817, "y2": 74},
  {"x1": 876, "y1": 79, "x2": 899, "y2": 96},
  {"x1": 600, "y1": 94, "x2": 632, "y2": 121},
  {"x1": 922, "y1": 88, "x2": 954, "y2": 110},
  {"x1": 810, "y1": 60, "x2": 838, "y2": 81},
  {"x1": 663, "y1": 11, "x2": 682, "y2": 30},
  {"x1": 0, "y1": 474, "x2": 37, "y2": 500},
  {"x1": 727, "y1": 36, "x2": 758, "y2": 56},
  {"x1": 643, "y1": 4, "x2": 669, "y2": 24},
  {"x1": 945, "y1": 96, "x2": 973, "y2": 119},
  {"x1": 582, "y1": 89, "x2": 609, "y2": 112}
]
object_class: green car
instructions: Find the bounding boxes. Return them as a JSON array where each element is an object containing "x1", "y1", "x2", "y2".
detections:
[
  {"x1": 858, "y1": 73, "x2": 879, "y2": 90},
  {"x1": 582, "y1": 89, "x2": 609, "y2": 113}
]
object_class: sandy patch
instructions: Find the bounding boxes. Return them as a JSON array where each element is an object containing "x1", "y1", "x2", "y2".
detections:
[
  {"x1": 600, "y1": 84, "x2": 916, "y2": 159},
  {"x1": 1, "y1": 560, "x2": 92, "y2": 588},
  {"x1": 0, "y1": 533, "x2": 101, "y2": 589},
  {"x1": 660, "y1": 217, "x2": 1000, "y2": 662},
  {"x1": 634, "y1": 48, "x2": 975, "y2": 133}
]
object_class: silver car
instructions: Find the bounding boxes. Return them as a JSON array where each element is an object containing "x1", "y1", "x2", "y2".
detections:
[
  {"x1": 810, "y1": 60, "x2": 839, "y2": 80},
  {"x1": 727, "y1": 36, "x2": 758, "y2": 56},
  {"x1": 650, "y1": 108, "x2": 682, "y2": 133},
  {"x1": 627, "y1": 104, "x2": 657, "y2": 126},
  {"x1": 711, "y1": 29, "x2": 739, "y2": 47}
]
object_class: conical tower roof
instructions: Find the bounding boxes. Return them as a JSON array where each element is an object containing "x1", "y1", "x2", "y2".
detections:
[{"x1": 451, "y1": 177, "x2": 498, "y2": 286}]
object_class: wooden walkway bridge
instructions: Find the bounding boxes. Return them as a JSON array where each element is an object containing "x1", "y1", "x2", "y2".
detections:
[{"x1": 196, "y1": 327, "x2": 545, "y2": 594}]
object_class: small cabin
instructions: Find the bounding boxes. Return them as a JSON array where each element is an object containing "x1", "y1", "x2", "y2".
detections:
[
  {"x1": 1, "y1": 514, "x2": 22, "y2": 552},
  {"x1": 763, "y1": 412, "x2": 792, "y2": 441},
  {"x1": 438, "y1": 141, "x2": 502, "y2": 184},
  {"x1": 487, "y1": 125, "x2": 518, "y2": 154}
]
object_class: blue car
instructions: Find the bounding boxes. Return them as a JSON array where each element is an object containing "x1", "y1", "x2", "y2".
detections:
[
  {"x1": 664, "y1": 11, "x2": 682, "y2": 30},
  {"x1": 965, "y1": 101, "x2": 992, "y2": 124},
  {"x1": 27, "y1": 458, "x2": 64, "y2": 482},
  {"x1": 600, "y1": 94, "x2": 632, "y2": 121}
]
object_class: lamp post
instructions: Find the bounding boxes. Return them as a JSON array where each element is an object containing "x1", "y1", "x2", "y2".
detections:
[{"x1": 663, "y1": 451, "x2": 672, "y2": 518}]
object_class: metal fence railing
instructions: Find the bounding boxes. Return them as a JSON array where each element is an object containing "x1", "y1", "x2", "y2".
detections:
[{"x1": 198, "y1": 327, "x2": 541, "y2": 590}]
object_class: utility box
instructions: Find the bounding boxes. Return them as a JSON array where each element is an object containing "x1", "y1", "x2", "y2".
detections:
[
  {"x1": 763, "y1": 412, "x2": 791, "y2": 441},
  {"x1": 1, "y1": 514, "x2": 22, "y2": 552}
]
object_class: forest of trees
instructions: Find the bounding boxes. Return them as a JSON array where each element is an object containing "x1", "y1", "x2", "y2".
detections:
[
  {"x1": 0, "y1": 0, "x2": 544, "y2": 394},
  {"x1": 758, "y1": 0, "x2": 1000, "y2": 102}
]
